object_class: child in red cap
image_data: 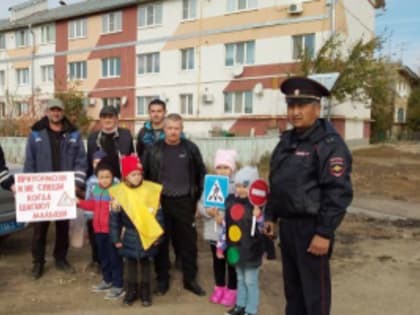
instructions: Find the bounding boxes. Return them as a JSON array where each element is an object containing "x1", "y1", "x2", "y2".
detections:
[{"x1": 109, "y1": 155, "x2": 164, "y2": 307}]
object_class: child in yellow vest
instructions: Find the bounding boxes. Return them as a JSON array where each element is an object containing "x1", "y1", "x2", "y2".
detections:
[{"x1": 109, "y1": 155, "x2": 163, "y2": 307}]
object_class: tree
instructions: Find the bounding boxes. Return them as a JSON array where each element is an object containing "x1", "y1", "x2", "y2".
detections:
[
  {"x1": 55, "y1": 84, "x2": 90, "y2": 135},
  {"x1": 407, "y1": 85, "x2": 420, "y2": 133},
  {"x1": 298, "y1": 35, "x2": 397, "y2": 142}
]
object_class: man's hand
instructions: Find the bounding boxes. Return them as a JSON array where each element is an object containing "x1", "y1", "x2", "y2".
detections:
[
  {"x1": 264, "y1": 221, "x2": 275, "y2": 239},
  {"x1": 115, "y1": 242, "x2": 123, "y2": 248},
  {"x1": 215, "y1": 212, "x2": 224, "y2": 225},
  {"x1": 10, "y1": 184, "x2": 16, "y2": 195},
  {"x1": 307, "y1": 234, "x2": 330, "y2": 256},
  {"x1": 252, "y1": 206, "x2": 262, "y2": 217},
  {"x1": 206, "y1": 207, "x2": 218, "y2": 217}
]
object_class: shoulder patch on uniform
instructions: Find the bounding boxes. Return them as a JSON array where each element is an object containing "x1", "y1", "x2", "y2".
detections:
[{"x1": 329, "y1": 157, "x2": 345, "y2": 177}]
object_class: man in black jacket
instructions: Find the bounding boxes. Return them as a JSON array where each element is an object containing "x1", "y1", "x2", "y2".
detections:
[
  {"x1": 143, "y1": 113, "x2": 206, "y2": 296},
  {"x1": 85, "y1": 105, "x2": 134, "y2": 268},
  {"x1": 0, "y1": 144, "x2": 15, "y2": 192},
  {"x1": 265, "y1": 77, "x2": 353, "y2": 315}
]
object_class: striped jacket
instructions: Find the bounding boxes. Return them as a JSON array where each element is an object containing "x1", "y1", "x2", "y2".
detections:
[{"x1": 0, "y1": 145, "x2": 14, "y2": 190}]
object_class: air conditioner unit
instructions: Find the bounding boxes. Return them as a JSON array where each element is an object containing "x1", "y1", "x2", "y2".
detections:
[
  {"x1": 203, "y1": 92, "x2": 214, "y2": 104},
  {"x1": 288, "y1": 2, "x2": 303, "y2": 15},
  {"x1": 89, "y1": 98, "x2": 96, "y2": 106}
]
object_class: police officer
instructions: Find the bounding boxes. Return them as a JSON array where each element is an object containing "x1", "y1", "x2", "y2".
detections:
[{"x1": 264, "y1": 77, "x2": 353, "y2": 315}]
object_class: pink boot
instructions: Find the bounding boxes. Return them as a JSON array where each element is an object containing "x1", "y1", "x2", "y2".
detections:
[
  {"x1": 220, "y1": 289, "x2": 237, "y2": 307},
  {"x1": 209, "y1": 286, "x2": 225, "y2": 304}
]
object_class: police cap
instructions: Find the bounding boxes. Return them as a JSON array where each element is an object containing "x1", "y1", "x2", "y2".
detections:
[{"x1": 281, "y1": 76, "x2": 330, "y2": 105}]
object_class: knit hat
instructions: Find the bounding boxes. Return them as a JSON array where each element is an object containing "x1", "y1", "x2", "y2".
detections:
[
  {"x1": 121, "y1": 155, "x2": 143, "y2": 178},
  {"x1": 93, "y1": 149, "x2": 107, "y2": 161},
  {"x1": 214, "y1": 149, "x2": 237, "y2": 172},
  {"x1": 234, "y1": 166, "x2": 259, "y2": 187}
]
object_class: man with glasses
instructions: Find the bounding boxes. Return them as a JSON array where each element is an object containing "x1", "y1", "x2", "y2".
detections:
[{"x1": 264, "y1": 77, "x2": 353, "y2": 315}]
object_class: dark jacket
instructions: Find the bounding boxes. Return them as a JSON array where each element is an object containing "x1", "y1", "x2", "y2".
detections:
[
  {"x1": 86, "y1": 128, "x2": 134, "y2": 179},
  {"x1": 136, "y1": 121, "x2": 164, "y2": 160},
  {"x1": 223, "y1": 195, "x2": 264, "y2": 267},
  {"x1": 23, "y1": 116, "x2": 87, "y2": 187},
  {"x1": 143, "y1": 138, "x2": 206, "y2": 203},
  {"x1": 265, "y1": 119, "x2": 353, "y2": 239},
  {"x1": 0, "y1": 144, "x2": 14, "y2": 190},
  {"x1": 109, "y1": 205, "x2": 164, "y2": 259}
]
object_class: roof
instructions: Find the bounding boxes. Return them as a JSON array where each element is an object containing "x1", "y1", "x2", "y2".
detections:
[
  {"x1": 0, "y1": 0, "x2": 151, "y2": 32},
  {"x1": 398, "y1": 65, "x2": 420, "y2": 84}
]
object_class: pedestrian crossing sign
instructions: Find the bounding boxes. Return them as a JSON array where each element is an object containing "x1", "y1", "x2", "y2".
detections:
[{"x1": 204, "y1": 175, "x2": 229, "y2": 209}]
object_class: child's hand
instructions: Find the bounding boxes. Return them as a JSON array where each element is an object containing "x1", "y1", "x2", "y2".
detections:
[
  {"x1": 115, "y1": 242, "x2": 123, "y2": 248},
  {"x1": 253, "y1": 206, "x2": 262, "y2": 217},
  {"x1": 206, "y1": 207, "x2": 217, "y2": 217},
  {"x1": 111, "y1": 198, "x2": 120, "y2": 210},
  {"x1": 216, "y1": 249, "x2": 224, "y2": 259},
  {"x1": 215, "y1": 212, "x2": 224, "y2": 225}
]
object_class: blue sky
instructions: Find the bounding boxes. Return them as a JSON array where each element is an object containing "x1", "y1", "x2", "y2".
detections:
[
  {"x1": 375, "y1": 0, "x2": 420, "y2": 73},
  {"x1": 0, "y1": 0, "x2": 418, "y2": 73}
]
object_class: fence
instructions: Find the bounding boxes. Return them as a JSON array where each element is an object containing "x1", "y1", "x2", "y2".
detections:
[
  {"x1": 1, "y1": 135, "x2": 370, "y2": 166},
  {"x1": 1, "y1": 136, "x2": 280, "y2": 166}
]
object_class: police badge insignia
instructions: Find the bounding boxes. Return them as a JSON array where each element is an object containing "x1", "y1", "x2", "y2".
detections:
[{"x1": 329, "y1": 157, "x2": 345, "y2": 177}]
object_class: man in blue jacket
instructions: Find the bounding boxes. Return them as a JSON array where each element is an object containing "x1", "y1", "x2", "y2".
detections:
[
  {"x1": 24, "y1": 98, "x2": 87, "y2": 280},
  {"x1": 265, "y1": 77, "x2": 353, "y2": 315}
]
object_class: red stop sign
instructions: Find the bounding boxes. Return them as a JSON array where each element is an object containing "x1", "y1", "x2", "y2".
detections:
[{"x1": 249, "y1": 179, "x2": 269, "y2": 206}]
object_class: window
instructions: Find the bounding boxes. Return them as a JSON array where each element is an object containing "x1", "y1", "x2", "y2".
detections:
[
  {"x1": 225, "y1": 41, "x2": 255, "y2": 66},
  {"x1": 397, "y1": 108, "x2": 405, "y2": 123},
  {"x1": 227, "y1": 0, "x2": 257, "y2": 13},
  {"x1": 138, "y1": 3, "x2": 162, "y2": 27},
  {"x1": 41, "y1": 65, "x2": 54, "y2": 82},
  {"x1": 181, "y1": 48, "x2": 194, "y2": 70},
  {"x1": 0, "y1": 103, "x2": 5, "y2": 117},
  {"x1": 16, "y1": 68, "x2": 29, "y2": 86},
  {"x1": 40, "y1": 24, "x2": 55, "y2": 43},
  {"x1": 15, "y1": 29, "x2": 29, "y2": 47},
  {"x1": 292, "y1": 33, "x2": 315, "y2": 59},
  {"x1": 102, "y1": 11, "x2": 122, "y2": 34},
  {"x1": 182, "y1": 0, "x2": 197, "y2": 20},
  {"x1": 68, "y1": 61, "x2": 87, "y2": 80},
  {"x1": 180, "y1": 94, "x2": 193, "y2": 116},
  {"x1": 102, "y1": 57, "x2": 121, "y2": 78},
  {"x1": 102, "y1": 98, "x2": 121, "y2": 113},
  {"x1": 0, "y1": 33, "x2": 5, "y2": 49},
  {"x1": 137, "y1": 95, "x2": 159, "y2": 116},
  {"x1": 0, "y1": 71, "x2": 4, "y2": 86},
  {"x1": 69, "y1": 18, "x2": 87, "y2": 39},
  {"x1": 137, "y1": 52, "x2": 160, "y2": 74},
  {"x1": 16, "y1": 102, "x2": 29, "y2": 116},
  {"x1": 224, "y1": 91, "x2": 253, "y2": 114}
]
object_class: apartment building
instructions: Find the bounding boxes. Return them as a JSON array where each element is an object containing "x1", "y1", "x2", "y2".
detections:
[{"x1": 0, "y1": 0, "x2": 384, "y2": 142}]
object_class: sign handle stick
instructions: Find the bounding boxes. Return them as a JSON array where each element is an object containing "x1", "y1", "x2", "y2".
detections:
[{"x1": 251, "y1": 215, "x2": 256, "y2": 237}]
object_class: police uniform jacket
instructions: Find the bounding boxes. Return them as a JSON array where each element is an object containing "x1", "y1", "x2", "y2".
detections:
[{"x1": 265, "y1": 119, "x2": 353, "y2": 239}]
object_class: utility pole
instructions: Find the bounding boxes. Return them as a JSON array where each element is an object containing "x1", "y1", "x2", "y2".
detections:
[{"x1": 327, "y1": 0, "x2": 336, "y2": 121}]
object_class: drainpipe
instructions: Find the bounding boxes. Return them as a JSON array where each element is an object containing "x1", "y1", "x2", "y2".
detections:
[
  {"x1": 29, "y1": 24, "x2": 36, "y2": 113},
  {"x1": 195, "y1": 0, "x2": 203, "y2": 118}
]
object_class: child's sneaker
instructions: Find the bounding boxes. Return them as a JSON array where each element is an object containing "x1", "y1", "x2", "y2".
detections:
[
  {"x1": 220, "y1": 288, "x2": 237, "y2": 307},
  {"x1": 104, "y1": 287, "x2": 125, "y2": 300},
  {"x1": 210, "y1": 286, "x2": 225, "y2": 304},
  {"x1": 225, "y1": 305, "x2": 245, "y2": 315},
  {"x1": 91, "y1": 280, "x2": 112, "y2": 293}
]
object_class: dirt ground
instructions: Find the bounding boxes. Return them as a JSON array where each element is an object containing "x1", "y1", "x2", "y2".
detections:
[{"x1": 0, "y1": 143, "x2": 419, "y2": 315}]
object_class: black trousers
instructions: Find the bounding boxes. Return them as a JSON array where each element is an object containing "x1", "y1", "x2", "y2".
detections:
[
  {"x1": 126, "y1": 257, "x2": 151, "y2": 285},
  {"x1": 32, "y1": 220, "x2": 69, "y2": 264},
  {"x1": 155, "y1": 195, "x2": 198, "y2": 283},
  {"x1": 210, "y1": 244, "x2": 237, "y2": 289},
  {"x1": 279, "y1": 218, "x2": 332, "y2": 315}
]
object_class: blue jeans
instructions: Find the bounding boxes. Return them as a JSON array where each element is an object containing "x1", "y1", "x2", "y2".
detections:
[
  {"x1": 95, "y1": 233, "x2": 123, "y2": 288},
  {"x1": 236, "y1": 266, "x2": 260, "y2": 314}
]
